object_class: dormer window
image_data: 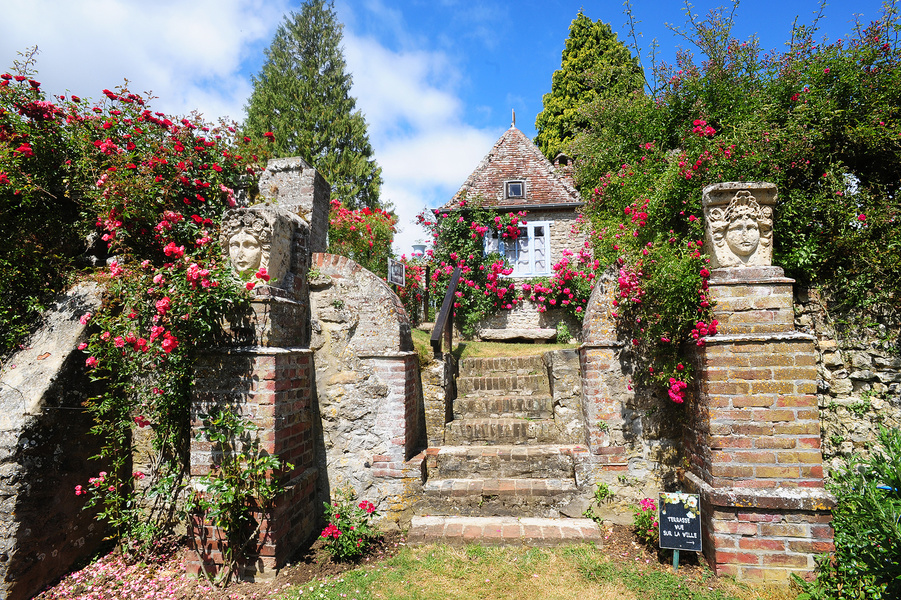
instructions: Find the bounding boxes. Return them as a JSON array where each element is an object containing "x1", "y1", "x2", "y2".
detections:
[{"x1": 506, "y1": 180, "x2": 525, "y2": 199}]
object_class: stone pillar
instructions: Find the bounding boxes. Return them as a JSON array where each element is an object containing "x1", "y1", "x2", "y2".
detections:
[
  {"x1": 685, "y1": 182, "x2": 834, "y2": 584},
  {"x1": 309, "y1": 253, "x2": 426, "y2": 525},
  {"x1": 188, "y1": 205, "x2": 318, "y2": 580},
  {"x1": 258, "y1": 157, "x2": 330, "y2": 253}
]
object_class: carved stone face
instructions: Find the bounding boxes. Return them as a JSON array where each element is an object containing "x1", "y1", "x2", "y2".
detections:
[
  {"x1": 229, "y1": 229, "x2": 262, "y2": 274},
  {"x1": 725, "y1": 212, "x2": 760, "y2": 257}
]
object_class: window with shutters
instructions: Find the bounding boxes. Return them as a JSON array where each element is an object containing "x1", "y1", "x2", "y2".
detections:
[{"x1": 483, "y1": 221, "x2": 550, "y2": 276}]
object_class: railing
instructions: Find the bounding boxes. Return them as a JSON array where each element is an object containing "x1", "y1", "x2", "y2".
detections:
[{"x1": 430, "y1": 266, "x2": 461, "y2": 360}]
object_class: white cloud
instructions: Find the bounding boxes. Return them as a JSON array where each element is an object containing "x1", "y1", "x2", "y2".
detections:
[
  {"x1": 342, "y1": 30, "x2": 499, "y2": 254},
  {"x1": 1, "y1": 0, "x2": 287, "y2": 121},
  {"x1": 1, "y1": 0, "x2": 501, "y2": 257}
]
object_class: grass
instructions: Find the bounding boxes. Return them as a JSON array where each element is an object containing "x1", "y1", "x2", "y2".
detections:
[
  {"x1": 276, "y1": 544, "x2": 796, "y2": 600},
  {"x1": 411, "y1": 328, "x2": 578, "y2": 364}
]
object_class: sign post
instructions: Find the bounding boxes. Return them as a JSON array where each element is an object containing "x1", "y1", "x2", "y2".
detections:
[
  {"x1": 387, "y1": 258, "x2": 405, "y2": 288},
  {"x1": 658, "y1": 492, "x2": 701, "y2": 571}
]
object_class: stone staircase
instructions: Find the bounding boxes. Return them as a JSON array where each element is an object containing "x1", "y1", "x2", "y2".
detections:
[{"x1": 410, "y1": 354, "x2": 600, "y2": 545}]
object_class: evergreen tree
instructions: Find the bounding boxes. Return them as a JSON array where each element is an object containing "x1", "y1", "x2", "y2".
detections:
[
  {"x1": 245, "y1": 0, "x2": 383, "y2": 209},
  {"x1": 534, "y1": 11, "x2": 644, "y2": 160}
]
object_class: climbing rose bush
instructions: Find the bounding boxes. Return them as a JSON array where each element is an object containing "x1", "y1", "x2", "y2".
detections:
[
  {"x1": 575, "y1": 5, "x2": 901, "y2": 404},
  {"x1": 632, "y1": 497, "x2": 659, "y2": 547},
  {"x1": 327, "y1": 198, "x2": 397, "y2": 278},
  {"x1": 321, "y1": 487, "x2": 379, "y2": 561},
  {"x1": 2, "y1": 51, "x2": 276, "y2": 546},
  {"x1": 418, "y1": 199, "x2": 522, "y2": 336},
  {"x1": 420, "y1": 198, "x2": 596, "y2": 336},
  {"x1": 525, "y1": 241, "x2": 600, "y2": 321}
]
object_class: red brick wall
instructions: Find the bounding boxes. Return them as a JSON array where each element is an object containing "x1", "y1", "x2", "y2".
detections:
[
  {"x1": 188, "y1": 348, "x2": 318, "y2": 579},
  {"x1": 365, "y1": 353, "x2": 426, "y2": 469},
  {"x1": 684, "y1": 267, "x2": 834, "y2": 583},
  {"x1": 691, "y1": 336, "x2": 824, "y2": 489}
]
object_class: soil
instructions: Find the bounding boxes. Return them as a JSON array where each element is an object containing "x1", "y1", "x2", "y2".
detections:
[{"x1": 35, "y1": 525, "x2": 741, "y2": 600}]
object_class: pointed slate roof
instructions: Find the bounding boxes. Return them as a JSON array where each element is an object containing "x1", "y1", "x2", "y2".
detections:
[{"x1": 442, "y1": 126, "x2": 581, "y2": 210}]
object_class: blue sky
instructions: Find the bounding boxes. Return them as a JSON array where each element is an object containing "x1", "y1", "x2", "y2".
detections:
[{"x1": 1, "y1": 0, "x2": 890, "y2": 253}]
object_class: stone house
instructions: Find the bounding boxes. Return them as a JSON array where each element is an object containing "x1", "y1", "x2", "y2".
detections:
[{"x1": 438, "y1": 124, "x2": 587, "y2": 339}]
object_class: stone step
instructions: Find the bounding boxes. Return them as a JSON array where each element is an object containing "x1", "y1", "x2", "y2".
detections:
[
  {"x1": 457, "y1": 374, "x2": 550, "y2": 396},
  {"x1": 445, "y1": 418, "x2": 561, "y2": 445},
  {"x1": 408, "y1": 516, "x2": 601, "y2": 546},
  {"x1": 417, "y1": 478, "x2": 581, "y2": 517},
  {"x1": 427, "y1": 445, "x2": 578, "y2": 479},
  {"x1": 459, "y1": 355, "x2": 546, "y2": 377},
  {"x1": 453, "y1": 395, "x2": 553, "y2": 419}
]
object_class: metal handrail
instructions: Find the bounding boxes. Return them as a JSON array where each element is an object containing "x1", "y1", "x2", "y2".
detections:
[{"x1": 430, "y1": 266, "x2": 461, "y2": 360}]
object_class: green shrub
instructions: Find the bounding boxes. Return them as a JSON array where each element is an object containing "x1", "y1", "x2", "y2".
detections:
[
  {"x1": 631, "y1": 497, "x2": 659, "y2": 547},
  {"x1": 795, "y1": 426, "x2": 901, "y2": 599},
  {"x1": 320, "y1": 487, "x2": 379, "y2": 561}
]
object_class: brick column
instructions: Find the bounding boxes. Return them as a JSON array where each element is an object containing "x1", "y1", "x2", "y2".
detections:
[
  {"x1": 687, "y1": 267, "x2": 834, "y2": 583},
  {"x1": 188, "y1": 347, "x2": 318, "y2": 580},
  {"x1": 363, "y1": 353, "x2": 426, "y2": 477},
  {"x1": 579, "y1": 343, "x2": 627, "y2": 470}
]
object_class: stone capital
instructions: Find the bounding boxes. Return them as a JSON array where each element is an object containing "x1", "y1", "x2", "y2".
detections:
[{"x1": 702, "y1": 182, "x2": 777, "y2": 269}]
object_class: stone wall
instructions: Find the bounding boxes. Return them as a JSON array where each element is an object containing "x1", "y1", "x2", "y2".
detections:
[
  {"x1": 578, "y1": 273, "x2": 683, "y2": 515},
  {"x1": 794, "y1": 287, "x2": 901, "y2": 468},
  {"x1": 309, "y1": 253, "x2": 426, "y2": 525},
  {"x1": 0, "y1": 283, "x2": 107, "y2": 600},
  {"x1": 257, "y1": 157, "x2": 330, "y2": 253},
  {"x1": 579, "y1": 260, "x2": 834, "y2": 581}
]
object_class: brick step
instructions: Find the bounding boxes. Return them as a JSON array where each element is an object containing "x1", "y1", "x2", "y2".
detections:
[
  {"x1": 408, "y1": 516, "x2": 601, "y2": 546},
  {"x1": 457, "y1": 374, "x2": 549, "y2": 396},
  {"x1": 453, "y1": 395, "x2": 553, "y2": 419},
  {"x1": 426, "y1": 445, "x2": 578, "y2": 479},
  {"x1": 459, "y1": 355, "x2": 546, "y2": 377},
  {"x1": 444, "y1": 418, "x2": 561, "y2": 445},
  {"x1": 417, "y1": 478, "x2": 580, "y2": 517}
]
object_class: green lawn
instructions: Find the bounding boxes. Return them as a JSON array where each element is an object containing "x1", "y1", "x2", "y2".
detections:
[
  {"x1": 412, "y1": 327, "x2": 578, "y2": 364},
  {"x1": 277, "y1": 543, "x2": 795, "y2": 600}
]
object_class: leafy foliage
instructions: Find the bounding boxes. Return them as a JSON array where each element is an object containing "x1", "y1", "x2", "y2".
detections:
[
  {"x1": 327, "y1": 199, "x2": 396, "y2": 278},
  {"x1": 187, "y1": 408, "x2": 293, "y2": 584},
  {"x1": 535, "y1": 10, "x2": 644, "y2": 160},
  {"x1": 795, "y1": 427, "x2": 901, "y2": 600},
  {"x1": 574, "y1": 4, "x2": 901, "y2": 396},
  {"x1": 244, "y1": 0, "x2": 383, "y2": 209},
  {"x1": 320, "y1": 487, "x2": 379, "y2": 561}
]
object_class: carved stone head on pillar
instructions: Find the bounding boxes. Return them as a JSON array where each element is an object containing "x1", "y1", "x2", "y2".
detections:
[
  {"x1": 220, "y1": 208, "x2": 293, "y2": 289},
  {"x1": 703, "y1": 182, "x2": 777, "y2": 268}
]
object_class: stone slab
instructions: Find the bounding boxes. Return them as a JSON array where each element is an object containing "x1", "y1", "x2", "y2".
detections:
[
  {"x1": 408, "y1": 516, "x2": 601, "y2": 546},
  {"x1": 682, "y1": 471, "x2": 835, "y2": 511},
  {"x1": 479, "y1": 328, "x2": 557, "y2": 341}
]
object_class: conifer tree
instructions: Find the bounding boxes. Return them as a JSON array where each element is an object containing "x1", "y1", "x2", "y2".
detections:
[
  {"x1": 245, "y1": 0, "x2": 383, "y2": 209},
  {"x1": 534, "y1": 11, "x2": 644, "y2": 160}
]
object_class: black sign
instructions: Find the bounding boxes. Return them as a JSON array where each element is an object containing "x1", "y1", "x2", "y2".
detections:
[
  {"x1": 387, "y1": 258, "x2": 405, "y2": 287},
  {"x1": 658, "y1": 492, "x2": 702, "y2": 552}
]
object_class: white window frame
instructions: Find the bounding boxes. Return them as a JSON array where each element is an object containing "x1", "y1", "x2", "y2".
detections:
[{"x1": 484, "y1": 220, "x2": 551, "y2": 277}]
